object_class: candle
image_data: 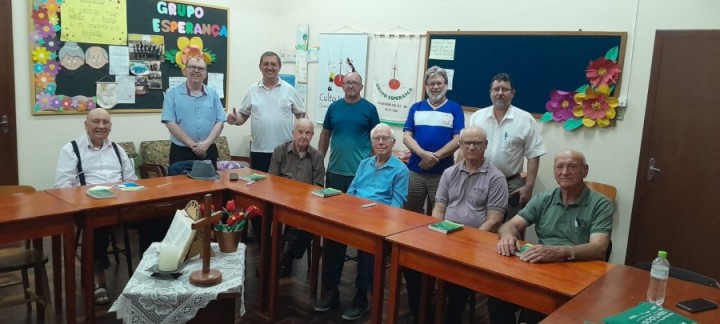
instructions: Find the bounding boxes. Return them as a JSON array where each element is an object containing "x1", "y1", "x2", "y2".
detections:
[{"x1": 158, "y1": 243, "x2": 180, "y2": 272}]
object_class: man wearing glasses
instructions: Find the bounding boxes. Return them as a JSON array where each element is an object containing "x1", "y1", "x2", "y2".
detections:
[
  {"x1": 161, "y1": 56, "x2": 226, "y2": 166},
  {"x1": 227, "y1": 51, "x2": 305, "y2": 172},
  {"x1": 315, "y1": 123, "x2": 408, "y2": 321},
  {"x1": 401, "y1": 66, "x2": 464, "y2": 322},
  {"x1": 468, "y1": 73, "x2": 547, "y2": 221},
  {"x1": 413, "y1": 126, "x2": 508, "y2": 323}
]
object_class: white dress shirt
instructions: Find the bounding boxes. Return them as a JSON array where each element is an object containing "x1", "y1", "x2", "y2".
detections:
[{"x1": 54, "y1": 134, "x2": 137, "y2": 188}]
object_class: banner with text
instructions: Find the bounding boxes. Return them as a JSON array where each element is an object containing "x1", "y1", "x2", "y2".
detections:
[{"x1": 369, "y1": 35, "x2": 421, "y2": 125}]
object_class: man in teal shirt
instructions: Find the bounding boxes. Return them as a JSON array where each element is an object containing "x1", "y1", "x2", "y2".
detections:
[{"x1": 318, "y1": 72, "x2": 380, "y2": 192}]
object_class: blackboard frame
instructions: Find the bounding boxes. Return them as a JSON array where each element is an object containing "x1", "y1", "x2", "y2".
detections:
[
  {"x1": 424, "y1": 31, "x2": 627, "y2": 115},
  {"x1": 29, "y1": 0, "x2": 229, "y2": 115}
]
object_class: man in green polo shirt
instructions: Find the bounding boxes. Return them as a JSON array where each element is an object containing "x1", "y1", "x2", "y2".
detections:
[{"x1": 492, "y1": 149, "x2": 613, "y2": 324}]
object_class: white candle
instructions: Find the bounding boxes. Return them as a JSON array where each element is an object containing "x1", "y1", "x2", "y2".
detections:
[{"x1": 158, "y1": 243, "x2": 180, "y2": 272}]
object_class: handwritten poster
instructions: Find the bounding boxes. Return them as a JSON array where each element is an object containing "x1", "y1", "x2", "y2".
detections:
[
  {"x1": 61, "y1": 0, "x2": 128, "y2": 45},
  {"x1": 428, "y1": 39, "x2": 456, "y2": 61}
]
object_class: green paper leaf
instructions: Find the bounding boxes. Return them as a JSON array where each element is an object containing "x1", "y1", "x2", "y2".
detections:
[
  {"x1": 609, "y1": 84, "x2": 616, "y2": 94},
  {"x1": 564, "y1": 118, "x2": 584, "y2": 131},
  {"x1": 164, "y1": 49, "x2": 179, "y2": 64},
  {"x1": 605, "y1": 46, "x2": 619, "y2": 61},
  {"x1": 540, "y1": 112, "x2": 553, "y2": 122},
  {"x1": 576, "y1": 84, "x2": 589, "y2": 93}
]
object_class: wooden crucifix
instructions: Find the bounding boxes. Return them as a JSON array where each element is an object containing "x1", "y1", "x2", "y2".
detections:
[{"x1": 189, "y1": 193, "x2": 224, "y2": 287}]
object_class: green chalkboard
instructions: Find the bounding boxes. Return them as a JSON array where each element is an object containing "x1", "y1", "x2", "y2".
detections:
[
  {"x1": 425, "y1": 31, "x2": 626, "y2": 115},
  {"x1": 30, "y1": 0, "x2": 228, "y2": 115}
]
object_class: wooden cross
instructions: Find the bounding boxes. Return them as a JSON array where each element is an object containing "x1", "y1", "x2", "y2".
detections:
[{"x1": 189, "y1": 193, "x2": 224, "y2": 287}]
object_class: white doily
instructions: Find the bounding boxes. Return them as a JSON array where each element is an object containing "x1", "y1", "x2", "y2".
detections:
[{"x1": 110, "y1": 242, "x2": 246, "y2": 324}]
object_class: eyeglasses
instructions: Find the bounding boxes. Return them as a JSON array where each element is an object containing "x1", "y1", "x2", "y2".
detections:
[
  {"x1": 459, "y1": 140, "x2": 487, "y2": 148},
  {"x1": 491, "y1": 87, "x2": 512, "y2": 93},
  {"x1": 425, "y1": 82, "x2": 445, "y2": 88},
  {"x1": 344, "y1": 81, "x2": 361, "y2": 87},
  {"x1": 187, "y1": 66, "x2": 206, "y2": 72},
  {"x1": 371, "y1": 136, "x2": 393, "y2": 143}
]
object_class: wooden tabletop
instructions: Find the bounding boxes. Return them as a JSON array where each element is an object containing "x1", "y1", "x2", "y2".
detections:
[
  {"x1": 0, "y1": 191, "x2": 79, "y2": 227},
  {"x1": 543, "y1": 264, "x2": 720, "y2": 323}
]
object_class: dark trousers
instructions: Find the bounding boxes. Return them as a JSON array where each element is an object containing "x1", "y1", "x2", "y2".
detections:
[
  {"x1": 322, "y1": 241, "x2": 374, "y2": 291},
  {"x1": 93, "y1": 227, "x2": 111, "y2": 270},
  {"x1": 250, "y1": 151, "x2": 272, "y2": 172},
  {"x1": 169, "y1": 143, "x2": 218, "y2": 166},
  {"x1": 444, "y1": 283, "x2": 471, "y2": 324}
]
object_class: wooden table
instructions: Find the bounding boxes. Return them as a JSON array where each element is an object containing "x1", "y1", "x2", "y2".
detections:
[
  {"x1": 227, "y1": 172, "x2": 437, "y2": 323},
  {"x1": 543, "y1": 265, "x2": 720, "y2": 323},
  {"x1": 0, "y1": 191, "x2": 78, "y2": 324},
  {"x1": 46, "y1": 175, "x2": 228, "y2": 323},
  {"x1": 385, "y1": 226, "x2": 615, "y2": 323}
]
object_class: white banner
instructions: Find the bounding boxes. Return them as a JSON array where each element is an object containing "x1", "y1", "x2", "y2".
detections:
[
  {"x1": 369, "y1": 35, "x2": 421, "y2": 125},
  {"x1": 315, "y1": 33, "x2": 369, "y2": 123}
]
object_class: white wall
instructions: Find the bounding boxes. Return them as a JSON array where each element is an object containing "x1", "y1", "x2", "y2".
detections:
[{"x1": 12, "y1": 0, "x2": 720, "y2": 264}]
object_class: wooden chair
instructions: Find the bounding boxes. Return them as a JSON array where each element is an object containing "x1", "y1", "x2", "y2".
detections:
[
  {"x1": 0, "y1": 186, "x2": 52, "y2": 319},
  {"x1": 586, "y1": 181, "x2": 617, "y2": 262}
]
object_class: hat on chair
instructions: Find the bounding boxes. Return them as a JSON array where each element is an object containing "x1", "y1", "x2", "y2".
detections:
[{"x1": 187, "y1": 160, "x2": 220, "y2": 180}]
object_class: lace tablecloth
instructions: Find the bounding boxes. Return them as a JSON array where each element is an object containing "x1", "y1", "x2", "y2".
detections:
[{"x1": 109, "y1": 242, "x2": 246, "y2": 324}]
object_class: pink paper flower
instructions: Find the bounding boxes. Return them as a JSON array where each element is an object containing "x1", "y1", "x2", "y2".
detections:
[
  {"x1": 545, "y1": 90, "x2": 576, "y2": 122},
  {"x1": 573, "y1": 85, "x2": 619, "y2": 127},
  {"x1": 87, "y1": 99, "x2": 96, "y2": 110},
  {"x1": 32, "y1": 8, "x2": 49, "y2": 23},
  {"x1": 586, "y1": 57, "x2": 621, "y2": 88},
  {"x1": 61, "y1": 97, "x2": 73, "y2": 110},
  {"x1": 30, "y1": 31, "x2": 44, "y2": 44}
]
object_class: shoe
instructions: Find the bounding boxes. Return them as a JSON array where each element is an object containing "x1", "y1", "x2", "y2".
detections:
[
  {"x1": 313, "y1": 288, "x2": 339, "y2": 312},
  {"x1": 342, "y1": 295, "x2": 369, "y2": 321},
  {"x1": 279, "y1": 265, "x2": 292, "y2": 278},
  {"x1": 279, "y1": 251, "x2": 294, "y2": 277},
  {"x1": 94, "y1": 283, "x2": 110, "y2": 305}
]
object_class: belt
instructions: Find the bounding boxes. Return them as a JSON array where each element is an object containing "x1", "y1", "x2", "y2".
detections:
[{"x1": 506, "y1": 173, "x2": 520, "y2": 181}]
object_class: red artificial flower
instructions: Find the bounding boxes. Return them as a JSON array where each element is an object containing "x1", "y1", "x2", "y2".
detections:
[{"x1": 585, "y1": 57, "x2": 621, "y2": 88}]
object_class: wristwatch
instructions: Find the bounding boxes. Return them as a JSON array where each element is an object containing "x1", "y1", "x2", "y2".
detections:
[{"x1": 567, "y1": 246, "x2": 576, "y2": 261}]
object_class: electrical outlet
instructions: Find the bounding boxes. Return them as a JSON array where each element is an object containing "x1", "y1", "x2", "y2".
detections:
[{"x1": 618, "y1": 96, "x2": 627, "y2": 108}]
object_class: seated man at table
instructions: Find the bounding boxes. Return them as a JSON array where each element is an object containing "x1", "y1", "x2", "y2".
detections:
[
  {"x1": 405, "y1": 126, "x2": 508, "y2": 324},
  {"x1": 54, "y1": 108, "x2": 137, "y2": 305},
  {"x1": 493, "y1": 149, "x2": 613, "y2": 324},
  {"x1": 268, "y1": 117, "x2": 325, "y2": 277},
  {"x1": 314, "y1": 123, "x2": 409, "y2": 321}
]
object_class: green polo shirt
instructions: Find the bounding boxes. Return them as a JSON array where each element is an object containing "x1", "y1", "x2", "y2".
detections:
[{"x1": 518, "y1": 187, "x2": 613, "y2": 246}]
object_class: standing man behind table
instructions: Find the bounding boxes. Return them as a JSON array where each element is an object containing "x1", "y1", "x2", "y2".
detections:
[
  {"x1": 493, "y1": 150, "x2": 613, "y2": 324},
  {"x1": 468, "y1": 72, "x2": 548, "y2": 221},
  {"x1": 54, "y1": 108, "x2": 137, "y2": 306},
  {"x1": 268, "y1": 118, "x2": 325, "y2": 277},
  {"x1": 314, "y1": 124, "x2": 409, "y2": 321},
  {"x1": 161, "y1": 56, "x2": 226, "y2": 167},
  {"x1": 318, "y1": 72, "x2": 380, "y2": 193},
  {"x1": 226, "y1": 51, "x2": 305, "y2": 172}
]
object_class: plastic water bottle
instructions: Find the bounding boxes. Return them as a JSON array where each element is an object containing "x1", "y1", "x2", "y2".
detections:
[{"x1": 647, "y1": 250, "x2": 670, "y2": 305}]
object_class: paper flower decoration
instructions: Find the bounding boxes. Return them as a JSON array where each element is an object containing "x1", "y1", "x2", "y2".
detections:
[
  {"x1": 32, "y1": 47, "x2": 52, "y2": 64},
  {"x1": 44, "y1": 37, "x2": 60, "y2": 52},
  {"x1": 586, "y1": 57, "x2": 621, "y2": 88},
  {"x1": 45, "y1": 83, "x2": 57, "y2": 94},
  {"x1": 573, "y1": 85, "x2": 618, "y2": 128},
  {"x1": 49, "y1": 95, "x2": 62, "y2": 109},
  {"x1": 545, "y1": 90, "x2": 576, "y2": 122},
  {"x1": 42, "y1": 0, "x2": 61, "y2": 16},
  {"x1": 30, "y1": 31, "x2": 43, "y2": 43},
  {"x1": 87, "y1": 99, "x2": 96, "y2": 110},
  {"x1": 32, "y1": 8, "x2": 49, "y2": 23},
  {"x1": 36, "y1": 92, "x2": 53, "y2": 110},
  {"x1": 44, "y1": 60, "x2": 61, "y2": 76},
  {"x1": 35, "y1": 22, "x2": 55, "y2": 38},
  {"x1": 34, "y1": 72, "x2": 54, "y2": 88},
  {"x1": 61, "y1": 97, "x2": 72, "y2": 110},
  {"x1": 33, "y1": 63, "x2": 44, "y2": 74},
  {"x1": 165, "y1": 37, "x2": 216, "y2": 74}
]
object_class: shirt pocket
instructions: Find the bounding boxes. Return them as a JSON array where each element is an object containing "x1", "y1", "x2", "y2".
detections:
[{"x1": 467, "y1": 187, "x2": 488, "y2": 207}]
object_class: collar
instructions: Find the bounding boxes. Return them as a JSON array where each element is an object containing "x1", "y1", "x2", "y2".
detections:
[
  {"x1": 286, "y1": 141, "x2": 310, "y2": 157},
  {"x1": 259, "y1": 78, "x2": 282, "y2": 90},
  {"x1": 183, "y1": 83, "x2": 207, "y2": 96},
  {"x1": 374, "y1": 155, "x2": 396, "y2": 169},
  {"x1": 486, "y1": 105, "x2": 516, "y2": 121},
  {"x1": 459, "y1": 158, "x2": 490, "y2": 174},
  {"x1": 84, "y1": 134, "x2": 111, "y2": 150},
  {"x1": 552, "y1": 186, "x2": 591, "y2": 206}
]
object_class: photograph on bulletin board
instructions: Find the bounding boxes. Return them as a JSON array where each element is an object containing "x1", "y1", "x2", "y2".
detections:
[{"x1": 29, "y1": 0, "x2": 229, "y2": 115}]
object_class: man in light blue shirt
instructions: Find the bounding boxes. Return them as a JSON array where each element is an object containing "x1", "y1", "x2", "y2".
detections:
[
  {"x1": 314, "y1": 123, "x2": 409, "y2": 321},
  {"x1": 161, "y1": 57, "x2": 225, "y2": 166}
]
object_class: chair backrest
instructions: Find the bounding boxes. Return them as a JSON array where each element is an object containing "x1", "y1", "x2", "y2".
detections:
[
  {"x1": 635, "y1": 262, "x2": 720, "y2": 289},
  {"x1": 139, "y1": 136, "x2": 233, "y2": 174},
  {"x1": 0, "y1": 185, "x2": 36, "y2": 195},
  {"x1": 585, "y1": 181, "x2": 617, "y2": 202},
  {"x1": 116, "y1": 142, "x2": 137, "y2": 156}
]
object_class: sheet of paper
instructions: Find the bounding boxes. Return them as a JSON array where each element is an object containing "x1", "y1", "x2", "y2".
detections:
[
  {"x1": 115, "y1": 75, "x2": 135, "y2": 104},
  {"x1": 109, "y1": 46, "x2": 130, "y2": 75},
  {"x1": 168, "y1": 77, "x2": 186, "y2": 91},
  {"x1": 161, "y1": 210, "x2": 197, "y2": 263},
  {"x1": 445, "y1": 68, "x2": 455, "y2": 90},
  {"x1": 61, "y1": 0, "x2": 128, "y2": 45},
  {"x1": 429, "y1": 39, "x2": 456, "y2": 60},
  {"x1": 207, "y1": 73, "x2": 224, "y2": 99}
]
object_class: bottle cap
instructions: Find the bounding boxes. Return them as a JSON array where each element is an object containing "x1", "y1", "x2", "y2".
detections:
[{"x1": 658, "y1": 250, "x2": 667, "y2": 258}]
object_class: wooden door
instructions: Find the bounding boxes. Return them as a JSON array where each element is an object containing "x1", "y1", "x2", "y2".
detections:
[
  {"x1": 0, "y1": 0, "x2": 18, "y2": 185},
  {"x1": 626, "y1": 30, "x2": 720, "y2": 280}
]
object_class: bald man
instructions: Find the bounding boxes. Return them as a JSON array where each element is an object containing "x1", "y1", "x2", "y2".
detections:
[
  {"x1": 490, "y1": 150, "x2": 613, "y2": 324},
  {"x1": 54, "y1": 108, "x2": 137, "y2": 305},
  {"x1": 268, "y1": 118, "x2": 325, "y2": 276}
]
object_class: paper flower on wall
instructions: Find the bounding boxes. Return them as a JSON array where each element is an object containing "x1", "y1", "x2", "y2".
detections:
[
  {"x1": 544, "y1": 90, "x2": 576, "y2": 122},
  {"x1": 32, "y1": 47, "x2": 52, "y2": 64},
  {"x1": 35, "y1": 22, "x2": 55, "y2": 38},
  {"x1": 541, "y1": 46, "x2": 621, "y2": 131},
  {"x1": 32, "y1": 8, "x2": 49, "y2": 22},
  {"x1": 586, "y1": 57, "x2": 621, "y2": 88},
  {"x1": 36, "y1": 92, "x2": 53, "y2": 110},
  {"x1": 165, "y1": 37, "x2": 216, "y2": 74},
  {"x1": 34, "y1": 72, "x2": 54, "y2": 88},
  {"x1": 573, "y1": 85, "x2": 618, "y2": 128},
  {"x1": 61, "y1": 97, "x2": 72, "y2": 110}
]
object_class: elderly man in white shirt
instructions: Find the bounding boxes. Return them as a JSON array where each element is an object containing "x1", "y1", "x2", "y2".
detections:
[
  {"x1": 54, "y1": 108, "x2": 136, "y2": 305},
  {"x1": 467, "y1": 73, "x2": 548, "y2": 221}
]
